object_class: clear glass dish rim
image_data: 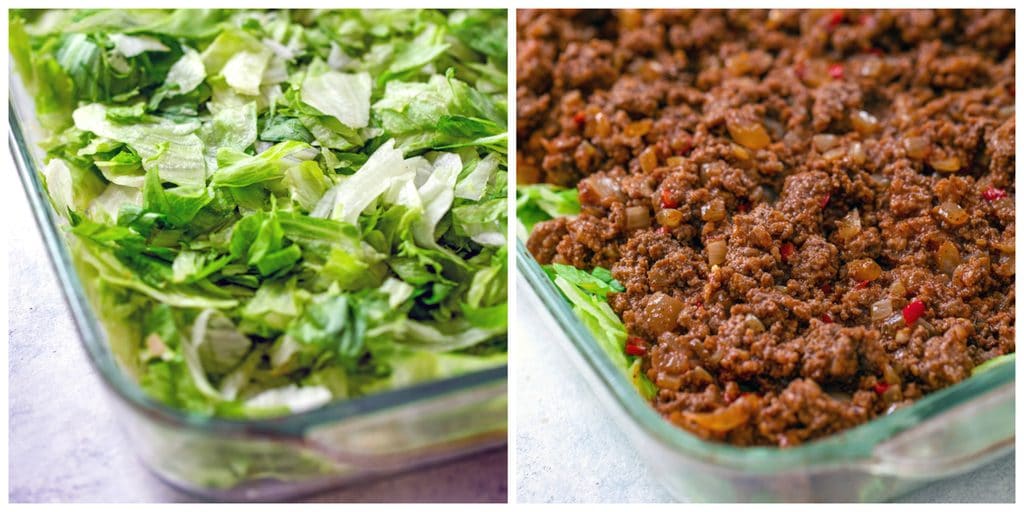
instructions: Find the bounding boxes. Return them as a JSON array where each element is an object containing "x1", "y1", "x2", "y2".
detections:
[
  {"x1": 516, "y1": 240, "x2": 1014, "y2": 469},
  {"x1": 8, "y1": 94, "x2": 508, "y2": 436}
]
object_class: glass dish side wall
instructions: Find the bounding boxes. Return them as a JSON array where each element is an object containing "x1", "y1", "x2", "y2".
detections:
[
  {"x1": 111, "y1": 376, "x2": 507, "y2": 500},
  {"x1": 518, "y1": 241, "x2": 1014, "y2": 502},
  {"x1": 8, "y1": 73, "x2": 508, "y2": 500}
]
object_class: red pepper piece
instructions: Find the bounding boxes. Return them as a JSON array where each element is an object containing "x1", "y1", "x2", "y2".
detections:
[
  {"x1": 780, "y1": 242, "x2": 795, "y2": 262},
  {"x1": 625, "y1": 337, "x2": 647, "y2": 357},
  {"x1": 828, "y1": 10, "x2": 844, "y2": 29},
  {"x1": 821, "y1": 313, "x2": 833, "y2": 324},
  {"x1": 854, "y1": 280, "x2": 870, "y2": 290},
  {"x1": 820, "y1": 192, "x2": 831, "y2": 209},
  {"x1": 866, "y1": 47, "x2": 884, "y2": 57},
  {"x1": 658, "y1": 226, "x2": 672, "y2": 236},
  {"x1": 660, "y1": 188, "x2": 679, "y2": 209},
  {"x1": 983, "y1": 187, "x2": 1007, "y2": 201},
  {"x1": 828, "y1": 63, "x2": 844, "y2": 80},
  {"x1": 874, "y1": 382, "x2": 890, "y2": 394},
  {"x1": 902, "y1": 299, "x2": 926, "y2": 325},
  {"x1": 694, "y1": 300, "x2": 704, "y2": 310},
  {"x1": 821, "y1": 283, "x2": 833, "y2": 295},
  {"x1": 572, "y1": 111, "x2": 586, "y2": 128}
]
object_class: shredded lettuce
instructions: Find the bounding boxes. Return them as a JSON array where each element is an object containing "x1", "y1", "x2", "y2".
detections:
[
  {"x1": 516, "y1": 184, "x2": 581, "y2": 238},
  {"x1": 520, "y1": 181, "x2": 654, "y2": 399},
  {"x1": 301, "y1": 70, "x2": 372, "y2": 129},
  {"x1": 14, "y1": 8, "x2": 507, "y2": 419},
  {"x1": 972, "y1": 352, "x2": 1015, "y2": 375},
  {"x1": 542, "y1": 261, "x2": 655, "y2": 400}
]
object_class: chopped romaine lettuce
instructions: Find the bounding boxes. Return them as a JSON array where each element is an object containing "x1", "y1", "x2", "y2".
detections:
[
  {"x1": 515, "y1": 184, "x2": 581, "y2": 237},
  {"x1": 13, "y1": 8, "x2": 507, "y2": 419},
  {"x1": 545, "y1": 264, "x2": 655, "y2": 400}
]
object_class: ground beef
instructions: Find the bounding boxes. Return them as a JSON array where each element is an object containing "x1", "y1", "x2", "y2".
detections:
[{"x1": 521, "y1": 9, "x2": 1015, "y2": 446}]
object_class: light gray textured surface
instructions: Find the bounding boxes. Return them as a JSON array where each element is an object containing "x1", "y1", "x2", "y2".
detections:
[
  {"x1": 7, "y1": 173, "x2": 507, "y2": 503},
  {"x1": 515, "y1": 275, "x2": 1014, "y2": 503}
]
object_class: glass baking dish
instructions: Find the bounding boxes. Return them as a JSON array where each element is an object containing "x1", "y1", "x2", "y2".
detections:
[
  {"x1": 517, "y1": 240, "x2": 1013, "y2": 502},
  {"x1": 8, "y1": 71, "x2": 507, "y2": 501}
]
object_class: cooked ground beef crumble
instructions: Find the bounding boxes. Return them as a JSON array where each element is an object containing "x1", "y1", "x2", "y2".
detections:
[{"x1": 520, "y1": 9, "x2": 1015, "y2": 446}]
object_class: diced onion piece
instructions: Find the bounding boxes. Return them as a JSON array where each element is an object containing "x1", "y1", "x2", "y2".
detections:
[
  {"x1": 937, "y1": 201, "x2": 969, "y2": 226},
  {"x1": 726, "y1": 52, "x2": 752, "y2": 76},
  {"x1": 903, "y1": 136, "x2": 930, "y2": 160},
  {"x1": 625, "y1": 206, "x2": 651, "y2": 230},
  {"x1": 823, "y1": 147, "x2": 846, "y2": 161},
  {"x1": 639, "y1": 60, "x2": 664, "y2": 81},
  {"x1": 894, "y1": 326, "x2": 911, "y2": 343},
  {"x1": 799, "y1": 60, "x2": 830, "y2": 87},
  {"x1": 882, "y1": 364, "x2": 902, "y2": 387},
  {"x1": 625, "y1": 119, "x2": 653, "y2": 137},
  {"x1": 727, "y1": 121, "x2": 771, "y2": 150},
  {"x1": 994, "y1": 253, "x2": 1015, "y2": 277},
  {"x1": 658, "y1": 373, "x2": 683, "y2": 391},
  {"x1": 645, "y1": 292, "x2": 685, "y2": 334},
  {"x1": 707, "y1": 240, "x2": 727, "y2": 266},
  {"x1": 882, "y1": 384, "x2": 902, "y2": 403},
  {"x1": 639, "y1": 146, "x2": 659, "y2": 173},
  {"x1": 731, "y1": 143, "x2": 751, "y2": 160},
  {"x1": 890, "y1": 279, "x2": 906, "y2": 298},
  {"x1": 929, "y1": 155, "x2": 961, "y2": 173},
  {"x1": 580, "y1": 174, "x2": 624, "y2": 207},
  {"x1": 782, "y1": 131, "x2": 802, "y2": 148},
  {"x1": 691, "y1": 366, "x2": 714, "y2": 385},
  {"x1": 812, "y1": 134, "x2": 838, "y2": 152},
  {"x1": 936, "y1": 240, "x2": 961, "y2": 275},
  {"x1": 682, "y1": 395, "x2": 754, "y2": 432},
  {"x1": 916, "y1": 318, "x2": 935, "y2": 336},
  {"x1": 850, "y1": 110, "x2": 880, "y2": 135},
  {"x1": 619, "y1": 9, "x2": 643, "y2": 29},
  {"x1": 992, "y1": 239, "x2": 1015, "y2": 254},
  {"x1": 595, "y1": 112, "x2": 612, "y2": 137},
  {"x1": 701, "y1": 198, "x2": 727, "y2": 221},
  {"x1": 884, "y1": 313, "x2": 906, "y2": 332},
  {"x1": 656, "y1": 208, "x2": 684, "y2": 228},
  {"x1": 849, "y1": 142, "x2": 866, "y2": 164},
  {"x1": 744, "y1": 314, "x2": 766, "y2": 333},
  {"x1": 849, "y1": 258, "x2": 882, "y2": 282},
  {"x1": 871, "y1": 299, "x2": 893, "y2": 322},
  {"x1": 859, "y1": 56, "x2": 882, "y2": 77},
  {"x1": 835, "y1": 208, "x2": 862, "y2": 241}
]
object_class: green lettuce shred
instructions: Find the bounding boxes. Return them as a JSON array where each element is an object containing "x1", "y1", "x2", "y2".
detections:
[
  {"x1": 13, "y1": 8, "x2": 508, "y2": 419},
  {"x1": 544, "y1": 264, "x2": 656, "y2": 400}
]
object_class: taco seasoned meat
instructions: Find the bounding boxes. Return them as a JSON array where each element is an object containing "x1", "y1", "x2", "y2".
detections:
[{"x1": 520, "y1": 9, "x2": 1014, "y2": 446}]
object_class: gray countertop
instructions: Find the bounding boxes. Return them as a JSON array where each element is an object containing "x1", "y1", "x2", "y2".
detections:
[
  {"x1": 7, "y1": 172, "x2": 506, "y2": 503},
  {"x1": 515, "y1": 275, "x2": 1014, "y2": 503}
]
